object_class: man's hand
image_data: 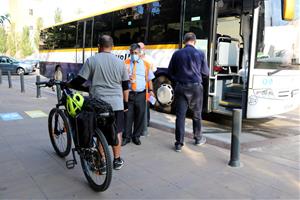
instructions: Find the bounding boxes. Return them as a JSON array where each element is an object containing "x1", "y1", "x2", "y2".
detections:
[{"x1": 149, "y1": 90, "x2": 155, "y2": 97}]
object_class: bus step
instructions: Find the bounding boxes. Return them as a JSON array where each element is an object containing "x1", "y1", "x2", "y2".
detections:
[
  {"x1": 219, "y1": 100, "x2": 241, "y2": 108},
  {"x1": 224, "y1": 92, "x2": 242, "y2": 99}
]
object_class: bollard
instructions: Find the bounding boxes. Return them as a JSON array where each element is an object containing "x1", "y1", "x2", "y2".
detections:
[
  {"x1": 56, "y1": 84, "x2": 62, "y2": 102},
  {"x1": 228, "y1": 109, "x2": 242, "y2": 167},
  {"x1": 20, "y1": 73, "x2": 25, "y2": 93},
  {"x1": 8, "y1": 71, "x2": 12, "y2": 88},
  {"x1": 0, "y1": 69, "x2": 2, "y2": 84},
  {"x1": 36, "y1": 75, "x2": 41, "y2": 98},
  {"x1": 142, "y1": 103, "x2": 148, "y2": 136}
]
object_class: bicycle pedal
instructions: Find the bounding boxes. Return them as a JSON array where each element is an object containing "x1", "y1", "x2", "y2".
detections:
[{"x1": 66, "y1": 160, "x2": 76, "y2": 169}]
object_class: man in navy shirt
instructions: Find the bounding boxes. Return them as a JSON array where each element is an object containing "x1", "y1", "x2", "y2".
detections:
[{"x1": 168, "y1": 32, "x2": 209, "y2": 152}]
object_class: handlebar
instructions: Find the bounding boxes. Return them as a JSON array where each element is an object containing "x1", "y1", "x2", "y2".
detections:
[{"x1": 36, "y1": 79, "x2": 66, "y2": 88}]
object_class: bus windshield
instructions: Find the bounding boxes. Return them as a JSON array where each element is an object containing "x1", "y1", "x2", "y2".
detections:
[{"x1": 256, "y1": 0, "x2": 300, "y2": 69}]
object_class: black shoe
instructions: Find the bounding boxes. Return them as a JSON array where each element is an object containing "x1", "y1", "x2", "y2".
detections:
[
  {"x1": 132, "y1": 138, "x2": 141, "y2": 145},
  {"x1": 122, "y1": 138, "x2": 130, "y2": 146},
  {"x1": 195, "y1": 136, "x2": 206, "y2": 146},
  {"x1": 175, "y1": 144, "x2": 182, "y2": 152},
  {"x1": 113, "y1": 157, "x2": 124, "y2": 170}
]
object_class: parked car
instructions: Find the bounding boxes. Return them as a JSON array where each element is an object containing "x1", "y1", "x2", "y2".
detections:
[
  {"x1": 22, "y1": 59, "x2": 40, "y2": 69},
  {"x1": 0, "y1": 56, "x2": 35, "y2": 75}
]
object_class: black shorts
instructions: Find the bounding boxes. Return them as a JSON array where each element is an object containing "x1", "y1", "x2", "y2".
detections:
[{"x1": 114, "y1": 110, "x2": 124, "y2": 133}]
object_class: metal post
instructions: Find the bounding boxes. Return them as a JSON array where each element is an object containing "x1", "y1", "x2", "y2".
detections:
[
  {"x1": 8, "y1": 71, "x2": 12, "y2": 88},
  {"x1": 20, "y1": 73, "x2": 25, "y2": 93},
  {"x1": 142, "y1": 103, "x2": 148, "y2": 136},
  {"x1": 36, "y1": 75, "x2": 41, "y2": 98},
  {"x1": 228, "y1": 109, "x2": 242, "y2": 167},
  {"x1": 56, "y1": 85, "x2": 62, "y2": 102},
  {"x1": 0, "y1": 69, "x2": 2, "y2": 84}
]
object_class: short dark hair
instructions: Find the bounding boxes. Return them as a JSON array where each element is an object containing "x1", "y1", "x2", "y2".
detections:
[
  {"x1": 183, "y1": 32, "x2": 197, "y2": 44},
  {"x1": 98, "y1": 35, "x2": 114, "y2": 48},
  {"x1": 130, "y1": 43, "x2": 141, "y2": 52}
]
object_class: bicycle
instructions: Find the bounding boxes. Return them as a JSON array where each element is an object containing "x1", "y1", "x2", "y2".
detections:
[{"x1": 36, "y1": 79, "x2": 112, "y2": 192}]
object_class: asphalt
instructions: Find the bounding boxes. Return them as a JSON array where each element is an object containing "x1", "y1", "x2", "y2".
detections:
[{"x1": 0, "y1": 76, "x2": 299, "y2": 199}]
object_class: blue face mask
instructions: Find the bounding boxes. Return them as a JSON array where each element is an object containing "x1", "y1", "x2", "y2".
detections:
[{"x1": 131, "y1": 54, "x2": 139, "y2": 62}]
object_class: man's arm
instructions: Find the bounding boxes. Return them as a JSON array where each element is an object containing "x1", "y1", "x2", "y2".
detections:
[
  {"x1": 201, "y1": 52, "x2": 209, "y2": 78},
  {"x1": 66, "y1": 75, "x2": 89, "y2": 92}
]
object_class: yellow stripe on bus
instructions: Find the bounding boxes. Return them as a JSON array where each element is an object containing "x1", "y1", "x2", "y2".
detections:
[
  {"x1": 42, "y1": 0, "x2": 159, "y2": 30},
  {"x1": 39, "y1": 44, "x2": 179, "y2": 53}
]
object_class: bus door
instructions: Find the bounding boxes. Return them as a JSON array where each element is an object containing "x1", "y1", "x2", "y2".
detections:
[
  {"x1": 182, "y1": 0, "x2": 212, "y2": 112},
  {"x1": 207, "y1": 0, "x2": 245, "y2": 116},
  {"x1": 76, "y1": 19, "x2": 93, "y2": 64}
]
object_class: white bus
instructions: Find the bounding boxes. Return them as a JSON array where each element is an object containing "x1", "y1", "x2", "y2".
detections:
[{"x1": 39, "y1": 0, "x2": 300, "y2": 119}]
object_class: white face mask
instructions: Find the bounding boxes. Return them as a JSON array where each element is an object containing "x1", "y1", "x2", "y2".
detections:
[{"x1": 131, "y1": 54, "x2": 139, "y2": 61}]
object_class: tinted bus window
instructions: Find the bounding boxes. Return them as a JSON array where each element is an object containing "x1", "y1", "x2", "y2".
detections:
[
  {"x1": 77, "y1": 22, "x2": 84, "y2": 48},
  {"x1": 59, "y1": 22, "x2": 77, "y2": 48},
  {"x1": 184, "y1": 0, "x2": 210, "y2": 39},
  {"x1": 85, "y1": 20, "x2": 93, "y2": 48},
  {"x1": 93, "y1": 14, "x2": 112, "y2": 47},
  {"x1": 148, "y1": 0, "x2": 181, "y2": 44},
  {"x1": 112, "y1": 5, "x2": 147, "y2": 46}
]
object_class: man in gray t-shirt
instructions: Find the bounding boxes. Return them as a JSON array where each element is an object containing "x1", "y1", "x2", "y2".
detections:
[
  {"x1": 68, "y1": 35, "x2": 129, "y2": 170},
  {"x1": 79, "y1": 50, "x2": 129, "y2": 111}
]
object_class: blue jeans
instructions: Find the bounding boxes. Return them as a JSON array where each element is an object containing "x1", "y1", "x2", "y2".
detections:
[{"x1": 175, "y1": 83, "x2": 204, "y2": 145}]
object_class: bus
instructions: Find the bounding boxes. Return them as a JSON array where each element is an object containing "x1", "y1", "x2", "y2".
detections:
[{"x1": 39, "y1": 0, "x2": 300, "y2": 119}]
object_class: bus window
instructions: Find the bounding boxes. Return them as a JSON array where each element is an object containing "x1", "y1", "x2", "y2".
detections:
[
  {"x1": 256, "y1": 0, "x2": 300, "y2": 69},
  {"x1": 184, "y1": 0, "x2": 210, "y2": 39},
  {"x1": 112, "y1": 4, "x2": 147, "y2": 46},
  {"x1": 147, "y1": 0, "x2": 181, "y2": 44},
  {"x1": 93, "y1": 14, "x2": 112, "y2": 47},
  {"x1": 77, "y1": 22, "x2": 84, "y2": 48},
  {"x1": 59, "y1": 22, "x2": 77, "y2": 49},
  {"x1": 85, "y1": 20, "x2": 93, "y2": 48}
]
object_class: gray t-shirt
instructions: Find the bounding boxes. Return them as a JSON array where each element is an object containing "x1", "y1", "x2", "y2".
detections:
[{"x1": 78, "y1": 52, "x2": 129, "y2": 111}]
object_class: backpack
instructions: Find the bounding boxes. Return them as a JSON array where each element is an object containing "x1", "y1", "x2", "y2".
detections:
[
  {"x1": 75, "y1": 111, "x2": 95, "y2": 148},
  {"x1": 81, "y1": 97, "x2": 119, "y2": 146}
]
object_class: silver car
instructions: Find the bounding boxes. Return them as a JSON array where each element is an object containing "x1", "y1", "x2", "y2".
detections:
[{"x1": 0, "y1": 56, "x2": 35, "y2": 75}]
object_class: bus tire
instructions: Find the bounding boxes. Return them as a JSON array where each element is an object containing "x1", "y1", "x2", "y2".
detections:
[{"x1": 153, "y1": 75, "x2": 174, "y2": 113}]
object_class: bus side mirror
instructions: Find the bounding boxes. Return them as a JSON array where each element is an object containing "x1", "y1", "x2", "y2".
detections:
[{"x1": 282, "y1": 0, "x2": 295, "y2": 21}]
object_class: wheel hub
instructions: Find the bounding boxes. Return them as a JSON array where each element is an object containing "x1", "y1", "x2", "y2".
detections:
[{"x1": 157, "y1": 84, "x2": 174, "y2": 105}]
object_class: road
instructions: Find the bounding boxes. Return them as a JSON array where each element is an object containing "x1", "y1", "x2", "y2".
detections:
[{"x1": 3, "y1": 73, "x2": 300, "y2": 140}]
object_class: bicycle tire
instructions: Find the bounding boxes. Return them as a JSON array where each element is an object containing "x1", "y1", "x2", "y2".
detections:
[
  {"x1": 80, "y1": 128, "x2": 112, "y2": 192},
  {"x1": 48, "y1": 108, "x2": 72, "y2": 157}
]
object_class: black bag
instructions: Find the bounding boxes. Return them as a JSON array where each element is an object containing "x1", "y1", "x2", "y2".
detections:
[
  {"x1": 75, "y1": 111, "x2": 95, "y2": 148},
  {"x1": 82, "y1": 97, "x2": 119, "y2": 146}
]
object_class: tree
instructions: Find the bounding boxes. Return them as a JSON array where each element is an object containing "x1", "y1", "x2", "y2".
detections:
[
  {"x1": 54, "y1": 8, "x2": 62, "y2": 23},
  {"x1": 0, "y1": 27, "x2": 7, "y2": 54},
  {"x1": 34, "y1": 17, "x2": 43, "y2": 49},
  {"x1": 7, "y1": 23, "x2": 18, "y2": 57},
  {"x1": 0, "y1": 14, "x2": 10, "y2": 26},
  {"x1": 20, "y1": 26, "x2": 33, "y2": 57}
]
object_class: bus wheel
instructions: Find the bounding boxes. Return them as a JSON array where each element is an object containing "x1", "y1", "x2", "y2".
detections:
[{"x1": 153, "y1": 75, "x2": 174, "y2": 113}]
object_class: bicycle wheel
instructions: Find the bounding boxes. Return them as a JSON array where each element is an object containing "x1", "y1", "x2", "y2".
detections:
[
  {"x1": 80, "y1": 128, "x2": 112, "y2": 192},
  {"x1": 48, "y1": 108, "x2": 72, "y2": 157}
]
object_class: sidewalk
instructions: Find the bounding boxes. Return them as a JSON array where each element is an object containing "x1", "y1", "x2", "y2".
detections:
[{"x1": 0, "y1": 80, "x2": 299, "y2": 199}]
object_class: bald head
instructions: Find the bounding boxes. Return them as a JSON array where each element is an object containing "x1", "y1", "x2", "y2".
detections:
[{"x1": 98, "y1": 35, "x2": 114, "y2": 52}]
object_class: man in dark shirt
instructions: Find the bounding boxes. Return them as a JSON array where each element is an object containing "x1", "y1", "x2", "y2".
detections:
[{"x1": 168, "y1": 32, "x2": 209, "y2": 152}]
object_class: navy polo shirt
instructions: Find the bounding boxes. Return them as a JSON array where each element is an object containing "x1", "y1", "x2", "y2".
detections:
[{"x1": 168, "y1": 44, "x2": 209, "y2": 84}]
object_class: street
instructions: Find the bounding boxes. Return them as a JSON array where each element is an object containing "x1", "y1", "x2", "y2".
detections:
[{"x1": 0, "y1": 75, "x2": 299, "y2": 199}]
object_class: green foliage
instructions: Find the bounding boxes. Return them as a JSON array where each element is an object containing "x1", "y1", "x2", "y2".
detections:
[
  {"x1": 7, "y1": 23, "x2": 18, "y2": 57},
  {"x1": 0, "y1": 14, "x2": 10, "y2": 25},
  {"x1": 0, "y1": 27, "x2": 7, "y2": 54},
  {"x1": 34, "y1": 17, "x2": 43, "y2": 49},
  {"x1": 20, "y1": 26, "x2": 33, "y2": 57},
  {"x1": 54, "y1": 8, "x2": 62, "y2": 23}
]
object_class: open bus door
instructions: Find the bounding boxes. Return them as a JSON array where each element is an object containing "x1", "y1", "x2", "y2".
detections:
[
  {"x1": 207, "y1": 0, "x2": 254, "y2": 118},
  {"x1": 76, "y1": 19, "x2": 93, "y2": 64}
]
